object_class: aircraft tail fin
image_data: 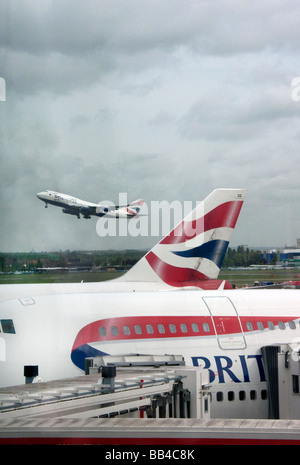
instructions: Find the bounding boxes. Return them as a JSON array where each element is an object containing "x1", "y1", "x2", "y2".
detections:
[
  {"x1": 126, "y1": 199, "x2": 144, "y2": 216},
  {"x1": 129, "y1": 199, "x2": 144, "y2": 206},
  {"x1": 120, "y1": 188, "x2": 246, "y2": 289}
]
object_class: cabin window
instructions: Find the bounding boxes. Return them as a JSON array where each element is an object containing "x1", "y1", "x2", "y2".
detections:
[
  {"x1": 204, "y1": 398, "x2": 209, "y2": 413},
  {"x1": 246, "y1": 322, "x2": 253, "y2": 331},
  {"x1": 111, "y1": 326, "x2": 119, "y2": 336},
  {"x1": 180, "y1": 323, "x2": 188, "y2": 333},
  {"x1": 169, "y1": 324, "x2": 177, "y2": 334},
  {"x1": 0, "y1": 319, "x2": 15, "y2": 334},
  {"x1": 122, "y1": 325, "x2": 130, "y2": 336},
  {"x1": 146, "y1": 324, "x2": 154, "y2": 334},
  {"x1": 288, "y1": 320, "x2": 296, "y2": 330},
  {"x1": 228, "y1": 391, "x2": 235, "y2": 401},
  {"x1": 192, "y1": 323, "x2": 199, "y2": 333},
  {"x1": 292, "y1": 375, "x2": 300, "y2": 394},
  {"x1": 216, "y1": 392, "x2": 223, "y2": 402},
  {"x1": 257, "y1": 321, "x2": 264, "y2": 330},
  {"x1": 217, "y1": 390, "x2": 260, "y2": 403},
  {"x1": 267, "y1": 321, "x2": 275, "y2": 330},
  {"x1": 203, "y1": 323, "x2": 210, "y2": 333},
  {"x1": 99, "y1": 326, "x2": 107, "y2": 337},
  {"x1": 261, "y1": 390, "x2": 268, "y2": 400},
  {"x1": 278, "y1": 321, "x2": 286, "y2": 330},
  {"x1": 134, "y1": 325, "x2": 142, "y2": 335},
  {"x1": 158, "y1": 324, "x2": 165, "y2": 334},
  {"x1": 239, "y1": 391, "x2": 246, "y2": 401}
]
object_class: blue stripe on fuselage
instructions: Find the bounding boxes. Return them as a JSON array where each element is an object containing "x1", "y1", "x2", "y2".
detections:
[{"x1": 71, "y1": 344, "x2": 108, "y2": 370}]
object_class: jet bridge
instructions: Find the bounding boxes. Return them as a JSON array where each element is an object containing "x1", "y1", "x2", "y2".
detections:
[
  {"x1": 262, "y1": 343, "x2": 300, "y2": 419},
  {"x1": 0, "y1": 355, "x2": 211, "y2": 423},
  {"x1": 1, "y1": 354, "x2": 300, "y2": 445}
]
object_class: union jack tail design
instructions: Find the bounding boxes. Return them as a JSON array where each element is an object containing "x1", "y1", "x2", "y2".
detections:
[
  {"x1": 120, "y1": 188, "x2": 246, "y2": 289},
  {"x1": 126, "y1": 199, "x2": 144, "y2": 216}
]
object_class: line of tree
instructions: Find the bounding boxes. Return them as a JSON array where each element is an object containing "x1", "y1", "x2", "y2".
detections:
[
  {"x1": 0, "y1": 250, "x2": 146, "y2": 272},
  {"x1": 222, "y1": 246, "x2": 265, "y2": 267},
  {"x1": 0, "y1": 247, "x2": 267, "y2": 272}
]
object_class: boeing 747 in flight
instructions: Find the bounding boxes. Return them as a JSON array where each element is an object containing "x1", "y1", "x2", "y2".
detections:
[{"x1": 36, "y1": 190, "x2": 144, "y2": 219}]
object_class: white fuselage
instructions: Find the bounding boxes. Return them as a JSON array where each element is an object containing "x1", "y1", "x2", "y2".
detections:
[
  {"x1": 0, "y1": 285, "x2": 299, "y2": 419},
  {"x1": 37, "y1": 190, "x2": 96, "y2": 207},
  {"x1": 36, "y1": 190, "x2": 141, "y2": 218}
]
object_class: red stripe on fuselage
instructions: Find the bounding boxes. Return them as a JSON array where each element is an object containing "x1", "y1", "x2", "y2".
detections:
[
  {"x1": 72, "y1": 315, "x2": 297, "y2": 352},
  {"x1": 72, "y1": 316, "x2": 215, "y2": 351}
]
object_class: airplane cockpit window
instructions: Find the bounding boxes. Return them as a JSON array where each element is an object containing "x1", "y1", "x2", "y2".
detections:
[{"x1": 0, "y1": 319, "x2": 16, "y2": 334}]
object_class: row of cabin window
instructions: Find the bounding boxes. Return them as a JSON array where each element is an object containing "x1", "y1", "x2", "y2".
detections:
[
  {"x1": 99, "y1": 319, "x2": 298, "y2": 338},
  {"x1": 246, "y1": 320, "x2": 297, "y2": 331},
  {"x1": 216, "y1": 389, "x2": 268, "y2": 402},
  {"x1": 99, "y1": 322, "x2": 211, "y2": 337}
]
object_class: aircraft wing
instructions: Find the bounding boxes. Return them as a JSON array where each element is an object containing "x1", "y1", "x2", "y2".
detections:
[
  {"x1": 63, "y1": 200, "x2": 144, "y2": 219},
  {"x1": 96, "y1": 199, "x2": 144, "y2": 218},
  {"x1": 61, "y1": 205, "x2": 96, "y2": 219}
]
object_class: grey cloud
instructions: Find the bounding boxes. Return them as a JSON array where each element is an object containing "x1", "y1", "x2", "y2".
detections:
[
  {"x1": 149, "y1": 110, "x2": 175, "y2": 127},
  {"x1": 3, "y1": 1, "x2": 300, "y2": 97},
  {"x1": 1, "y1": 0, "x2": 300, "y2": 251},
  {"x1": 178, "y1": 81, "x2": 299, "y2": 141}
]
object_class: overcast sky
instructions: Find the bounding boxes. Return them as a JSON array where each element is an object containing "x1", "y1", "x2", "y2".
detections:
[{"x1": 1, "y1": 0, "x2": 300, "y2": 252}]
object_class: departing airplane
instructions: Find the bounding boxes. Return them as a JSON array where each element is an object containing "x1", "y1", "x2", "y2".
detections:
[
  {"x1": 5, "y1": 188, "x2": 300, "y2": 420},
  {"x1": 36, "y1": 190, "x2": 144, "y2": 219}
]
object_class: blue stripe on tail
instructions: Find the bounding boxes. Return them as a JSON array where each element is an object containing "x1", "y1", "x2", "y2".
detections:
[{"x1": 172, "y1": 239, "x2": 229, "y2": 268}]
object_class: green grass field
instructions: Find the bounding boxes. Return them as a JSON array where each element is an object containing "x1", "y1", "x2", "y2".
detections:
[
  {"x1": 1, "y1": 268, "x2": 299, "y2": 287},
  {"x1": 219, "y1": 268, "x2": 300, "y2": 288},
  {"x1": 0, "y1": 271, "x2": 123, "y2": 284}
]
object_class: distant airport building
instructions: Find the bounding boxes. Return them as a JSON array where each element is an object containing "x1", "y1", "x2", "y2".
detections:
[{"x1": 260, "y1": 239, "x2": 300, "y2": 266}]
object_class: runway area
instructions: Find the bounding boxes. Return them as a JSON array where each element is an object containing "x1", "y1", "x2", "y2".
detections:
[{"x1": 1, "y1": 267, "x2": 299, "y2": 288}]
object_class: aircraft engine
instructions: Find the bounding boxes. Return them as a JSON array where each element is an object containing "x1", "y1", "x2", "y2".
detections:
[
  {"x1": 96, "y1": 206, "x2": 109, "y2": 214},
  {"x1": 80, "y1": 207, "x2": 90, "y2": 214},
  {"x1": 62, "y1": 208, "x2": 78, "y2": 216}
]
